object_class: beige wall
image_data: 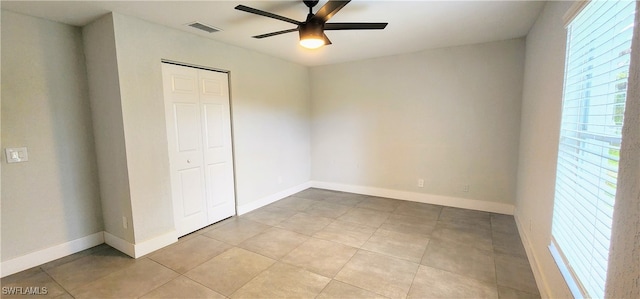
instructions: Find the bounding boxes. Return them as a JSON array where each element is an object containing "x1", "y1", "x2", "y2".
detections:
[
  {"x1": 310, "y1": 39, "x2": 525, "y2": 209},
  {"x1": 2, "y1": 8, "x2": 312, "y2": 265},
  {"x1": 514, "y1": 1, "x2": 580, "y2": 297},
  {"x1": 101, "y1": 13, "x2": 312, "y2": 243},
  {"x1": 83, "y1": 14, "x2": 135, "y2": 243},
  {"x1": 1, "y1": 11, "x2": 103, "y2": 260}
]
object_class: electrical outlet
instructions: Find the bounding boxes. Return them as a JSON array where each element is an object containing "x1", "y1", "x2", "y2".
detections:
[
  {"x1": 417, "y1": 179, "x2": 424, "y2": 188},
  {"x1": 463, "y1": 184, "x2": 470, "y2": 192},
  {"x1": 5, "y1": 147, "x2": 28, "y2": 163},
  {"x1": 122, "y1": 216, "x2": 128, "y2": 229}
]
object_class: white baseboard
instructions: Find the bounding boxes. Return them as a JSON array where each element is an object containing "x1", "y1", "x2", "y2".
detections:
[
  {"x1": 311, "y1": 181, "x2": 515, "y2": 215},
  {"x1": 514, "y1": 213, "x2": 551, "y2": 298},
  {"x1": 103, "y1": 232, "x2": 135, "y2": 258},
  {"x1": 133, "y1": 230, "x2": 177, "y2": 258},
  {"x1": 1, "y1": 232, "x2": 104, "y2": 278},
  {"x1": 1, "y1": 181, "x2": 511, "y2": 278},
  {"x1": 236, "y1": 181, "x2": 313, "y2": 215},
  {"x1": 104, "y1": 230, "x2": 177, "y2": 258},
  {"x1": 0, "y1": 230, "x2": 177, "y2": 277}
]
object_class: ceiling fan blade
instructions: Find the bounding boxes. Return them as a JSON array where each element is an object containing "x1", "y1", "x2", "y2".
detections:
[
  {"x1": 324, "y1": 22, "x2": 388, "y2": 30},
  {"x1": 235, "y1": 5, "x2": 301, "y2": 25},
  {"x1": 323, "y1": 34, "x2": 332, "y2": 45},
  {"x1": 253, "y1": 28, "x2": 299, "y2": 39},
  {"x1": 311, "y1": 0, "x2": 350, "y2": 23}
]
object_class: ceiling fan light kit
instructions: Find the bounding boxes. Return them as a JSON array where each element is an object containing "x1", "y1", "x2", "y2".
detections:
[
  {"x1": 235, "y1": 0, "x2": 387, "y2": 49},
  {"x1": 299, "y1": 23, "x2": 325, "y2": 49}
]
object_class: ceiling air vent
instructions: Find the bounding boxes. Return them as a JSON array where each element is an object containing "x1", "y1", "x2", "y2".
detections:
[{"x1": 186, "y1": 22, "x2": 221, "y2": 33}]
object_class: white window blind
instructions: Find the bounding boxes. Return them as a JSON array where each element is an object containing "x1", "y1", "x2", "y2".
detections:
[{"x1": 551, "y1": 1, "x2": 636, "y2": 298}]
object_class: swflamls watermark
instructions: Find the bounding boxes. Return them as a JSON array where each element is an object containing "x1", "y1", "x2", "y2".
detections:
[{"x1": 2, "y1": 286, "x2": 48, "y2": 295}]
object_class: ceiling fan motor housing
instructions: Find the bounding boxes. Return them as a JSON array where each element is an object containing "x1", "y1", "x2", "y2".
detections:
[{"x1": 299, "y1": 22, "x2": 324, "y2": 40}]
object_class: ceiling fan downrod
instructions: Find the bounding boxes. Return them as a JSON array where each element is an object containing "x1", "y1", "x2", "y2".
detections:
[{"x1": 303, "y1": 0, "x2": 319, "y2": 20}]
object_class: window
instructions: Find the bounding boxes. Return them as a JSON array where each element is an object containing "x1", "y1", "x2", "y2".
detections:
[{"x1": 550, "y1": 1, "x2": 636, "y2": 298}]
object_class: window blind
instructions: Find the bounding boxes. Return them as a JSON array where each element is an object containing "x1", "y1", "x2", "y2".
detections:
[{"x1": 551, "y1": 1, "x2": 636, "y2": 298}]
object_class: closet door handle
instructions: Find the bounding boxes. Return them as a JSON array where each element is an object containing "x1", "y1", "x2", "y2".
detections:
[{"x1": 187, "y1": 159, "x2": 191, "y2": 164}]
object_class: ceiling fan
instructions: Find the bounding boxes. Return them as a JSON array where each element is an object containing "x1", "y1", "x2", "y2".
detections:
[{"x1": 235, "y1": 0, "x2": 388, "y2": 49}]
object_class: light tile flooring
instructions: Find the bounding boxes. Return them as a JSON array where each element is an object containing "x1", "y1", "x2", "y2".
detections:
[{"x1": 1, "y1": 188, "x2": 540, "y2": 298}]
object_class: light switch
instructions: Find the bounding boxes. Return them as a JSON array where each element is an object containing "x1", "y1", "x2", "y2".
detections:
[{"x1": 5, "y1": 147, "x2": 28, "y2": 163}]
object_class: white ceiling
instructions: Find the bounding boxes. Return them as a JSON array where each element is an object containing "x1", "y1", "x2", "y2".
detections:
[{"x1": 1, "y1": 0, "x2": 545, "y2": 66}]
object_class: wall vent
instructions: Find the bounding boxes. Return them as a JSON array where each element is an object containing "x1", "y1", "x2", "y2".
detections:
[{"x1": 186, "y1": 22, "x2": 221, "y2": 33}]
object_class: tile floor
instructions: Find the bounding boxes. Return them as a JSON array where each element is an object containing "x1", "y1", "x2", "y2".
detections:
[{"x1": 1, "y1": 188, "x2": 540, "y2": 298}]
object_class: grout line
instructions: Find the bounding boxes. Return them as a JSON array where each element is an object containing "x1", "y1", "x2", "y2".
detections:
[
  {"x1": 492, "y1": 235, "x2": 501, "y2": 298},
  {"x1": 41, "y1": 266, "x2": 73, "y2": 298},
  {"x1": 314, "y1": 279, "x2": 332, "y2": 298},
  {"x1": 406, "y1": 257, "x2": 422, "y2": 298},
  {"x1": 181, "y1": 274, "x2": 228, "y2": 298},
  {"x1": 135, "y1": 269, "x2": 180, "y2": 298},
  {"x1": 330, "y1": 248, "x2": 392, "y2": 298}
]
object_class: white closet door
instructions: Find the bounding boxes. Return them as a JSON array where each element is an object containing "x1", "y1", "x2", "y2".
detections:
[
  {"x1": 198, "y1": 69, "x2": 236, "y2": 223},
  {"x1": 162, "y1": 64, "x2": 208, "y2": 236},
  {"x1": 162, "y1": 63, "x2": 235, "y2": 237}
]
